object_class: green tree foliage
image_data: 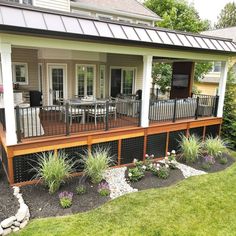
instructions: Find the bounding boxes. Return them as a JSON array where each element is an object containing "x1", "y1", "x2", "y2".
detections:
[
  {"x1": 194, "y1": 62, "x2": 213, "y2": 82},
  {"x1": 221, "y1": 67, "x2": 236, "y2": 149},
  {"x1": 145, "y1": 0, "x2": 211, "y2": 92},
  {"x1": 215, "y1": 2, "x2": 236, "y2": 29},
  {"x1": 145, "y1": 0, "x2": 210, "y2": 32}
]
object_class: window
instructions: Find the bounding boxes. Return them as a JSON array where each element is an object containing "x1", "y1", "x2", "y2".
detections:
[
  {"x1": 122, "y1": 69, "x2": 134, "y2": 95},
  {"x1": 71, "y1": 9, "x2": 91, "y2": 16},
  {"x1": 100, "y1": 65, "x2": 106, "y2": 98},
  {"x1": 137, "y1": 21, "x2": 151, "y2": 26},
  {"x1": 117, "y1": 17, "x2": 133, "y2": 24},
  {"x1": 97, "y1": 14, "x2": 113, "y2": 21},
  {"x1": 212, "y1": 62, "x2": 221, "y2": 73},
  {"x1": 12, "y1": 63, "x2": 28, "y2": 85},
  {"x1": 6, "y1": 0, "x2": 33, "y2": 5},
  {"x1": 76, "y1": 65, "x2": 95, "y2": 97}
]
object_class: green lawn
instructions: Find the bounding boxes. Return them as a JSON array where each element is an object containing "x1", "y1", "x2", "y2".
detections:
[{"x1": 16, "y1": 153, "x2": 236, "y2": 236}]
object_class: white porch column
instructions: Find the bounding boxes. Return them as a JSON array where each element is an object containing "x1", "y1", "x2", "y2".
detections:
[
  {"x1": 141, "y1": 55, "x2": 153, "y2": 127},
  {"x1": 0, "y1": 43, "x2": 17, "y2": 145},
  {"x1": 217, "y1": 61, "x2": 229, "y2": 117}
]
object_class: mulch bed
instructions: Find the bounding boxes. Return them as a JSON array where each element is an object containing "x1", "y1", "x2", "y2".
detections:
[
  {"x1": 0, "y1": 166, "x2": 19, "y2": 222},
  {"x1": 21, "y1": 176, "x2": 110, "y2": 219},
  {"x1": 177, "y1": 153, "x2": 235, "y2": 173},
  {"x1": 128, "y1": 168, "x2": 185, "y2": 191}
]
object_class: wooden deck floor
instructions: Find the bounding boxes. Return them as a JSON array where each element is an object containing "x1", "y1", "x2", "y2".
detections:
[{"x1": 37, "y1": 110, "x2": 139, "y2": 137}]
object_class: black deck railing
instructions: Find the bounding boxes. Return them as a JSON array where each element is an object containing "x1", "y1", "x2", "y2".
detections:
[
  {"x1": 149, "y1": 95, "x2": 219, "y2": 123},
  {"x1": 15, "y1": 99, "x2": 141, "y2": 142}
]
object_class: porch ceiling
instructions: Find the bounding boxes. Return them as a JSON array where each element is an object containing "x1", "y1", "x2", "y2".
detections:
[{"x1": 0, "y1": 2, "x2": 236, "y2": 55}]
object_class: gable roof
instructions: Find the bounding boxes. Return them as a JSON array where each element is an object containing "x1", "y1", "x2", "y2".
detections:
[
  {"x1": 202, "y1": 27, "x2": 236, "y2": 43},
  {"x1": 0, "y1": 2, "x2": 236, "y2": 55},
  {"x1": 70, "y1": 0, "x2": 160, "y2": 20}
]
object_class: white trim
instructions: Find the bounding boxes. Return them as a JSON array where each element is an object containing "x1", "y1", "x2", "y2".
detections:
[
  {"x1": 75, "y1": 64, "x2": 96, "y2": 98},
  {"x1": 71, "y1": 9, "x2": 92, "y2": 16},
  {"x1": 217, "y1": 61, "x2": 229, "y2": 117},
  {"x1": 141, "y1": 55, "x2": 153, "y2": 127},
  {"x1": 0, "y1": 43, "x2": 17, "y2": 145},
  {"x1": 1, "y1": 34, "x2": 230, "y2": 62},
  {"x1": 12, "y1": 62, "x2": 29, "y2": 85},
  {"x1": 109, "y1": 66, "x2": 136, "y2": 96},
  {"x1": 47, "y1": 63, "x2": 67, "y2": 106},
  {"x1": 136, "y1": 20, "x2": 151, "y2": 26},
  {"x1": 38, "y1": 63, "x2": 43, "y2": 92},
  {"x1": 99, "y1": 65, "x2": 106, "y2": 99}
]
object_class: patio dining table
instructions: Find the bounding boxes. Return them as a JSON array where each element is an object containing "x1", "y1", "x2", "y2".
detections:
[{"x1": 66, "y1": 98, "x2": 107, "y2": 124}]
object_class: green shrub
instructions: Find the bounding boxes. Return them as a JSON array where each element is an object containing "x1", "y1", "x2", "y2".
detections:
[
  {"x1": 76, "y1": 185, "x2": 87, "y2": 195},
  {"x1": 82, "y1": 147, "x2": 113, "y2": 184},
  {"x1": 219, "y1": 156, "x2": 228, "y2": 165},
  {"x1": 179, "y1": 135, "x2": 202, "y2": 163},
  {"x1": 204, "y1": 136, "x2": 228, "y2": 158},
  {"x1": 33, "y1": 151, "x2": 75, "y2": 194},
  {"x1": 151, "y1": 164, "x2": 170, "y2": 179},
  {"x1": 128, "y1": 167, "x2": 145, "y2": 182}
]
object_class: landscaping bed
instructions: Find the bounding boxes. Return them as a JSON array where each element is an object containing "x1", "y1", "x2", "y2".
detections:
[
  {"x1": 21, "y1": 176, "x2": 110, "y2": 219},
  {"x1": 0, "y1": 167, "x2": 18, "y2": 222},
  {"x1": 178, "y1": 153, "x2": 235, "y2": 173},
  {"x1": 129, "y1": 168, "x2": 184, "y2": 190}
]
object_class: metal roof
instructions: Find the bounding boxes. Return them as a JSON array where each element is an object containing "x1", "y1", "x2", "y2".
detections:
[{"x1": 0, "y1": 3, "x2": 236, "y2": 54}]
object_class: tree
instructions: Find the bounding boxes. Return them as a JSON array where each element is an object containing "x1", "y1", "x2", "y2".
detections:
[
  {"x1": 145, "y1": 0, "x2": 210, "y2": 32},
  {"x1": 215, "y1": 2, "x2": 236, "y2": 29},
  {"x1": 221, "y1": 67, "x2": 236, "y2": 149},
  {"x1": 145, "y1": 0, "x2": 212, "y2": 93}
]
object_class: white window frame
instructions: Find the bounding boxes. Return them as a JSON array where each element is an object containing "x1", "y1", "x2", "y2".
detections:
[
  {"x1": 99, "y1": 65, "x2": 106, "y2": 99},
  {"x1": 12, "y1": 62, "x2": 29, "y2": 85},
  {"x1": 212, "y1": 61, "x2": 221, "y2": 73},
  {"x1": 109, "y1": 66, "x2": 136, "y2": 96},
  {"x1": 75, "y1": 64, "x2": 96, "y2": 98}
]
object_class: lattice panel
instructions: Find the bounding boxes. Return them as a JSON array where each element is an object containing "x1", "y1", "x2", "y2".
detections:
[
  {"x1": 189, "y1": 127, "x2": 204, "y2": 139},
  {"x1": 205, "y1": 125, "x2": 220, "y2": 138},
  {"x1": 146, "y1": 133, "x2": 167, "y2": 158},
  {"x1": 92, "y1": 141, "x2": 118, "y2": 166},
  {"x1": 13, "y1": 152, "x2": 46, "y2": 183},
  {"x1": 168, "y1": 130, "x2": 186, "y2": 153},
  {"x1": 121, "y1": 136, "x2": 144, "y2": 164},
  {"x1": 62, "y1": 145, "x2": 88, "y2": 172}
]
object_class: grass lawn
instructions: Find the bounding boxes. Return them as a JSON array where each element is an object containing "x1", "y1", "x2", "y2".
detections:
[{"x1": 16, "y1": 152, "x2": 236, "y2": 236}]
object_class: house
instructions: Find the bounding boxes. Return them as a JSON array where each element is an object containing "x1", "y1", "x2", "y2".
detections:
[
  {"x1": 195, "y1": 27, "x2": 236, "y2": 95},
  {"x1": 0, "y1": 0, "x2": 235, "y2": 186}
]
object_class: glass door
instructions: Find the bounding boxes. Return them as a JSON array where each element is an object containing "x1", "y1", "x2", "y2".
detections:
[
  {"x1": 76, "y1": 65, "x2": 95, "y2": 98},
  {"x1": 48, "y1": 65, "x2": 66, "y2": 105}
]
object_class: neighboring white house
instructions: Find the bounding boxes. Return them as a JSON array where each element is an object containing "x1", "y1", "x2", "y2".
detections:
[{"x1": 196, "y1": 27, "x2": 236, "y2": 95}]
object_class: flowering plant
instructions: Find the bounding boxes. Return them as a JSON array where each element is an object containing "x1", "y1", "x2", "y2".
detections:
[
  {"x1": 59, "y1": 191, "x2": 73, "y2": 208},
  {"x1": 164, "y1": 150, "x2": 177, "y2": 169},
  {"x1": 202, "y1": 155, "x2": 215, "y2": 170},
  {"x1": 144, "y1": 154, "x2": 155, "y2": 171},
  {"x1": 151, "y1": 163, "x2": 170, "y2": 179},
  {"x1": 97, "y1": 181, "x2": 110, "y2": 196},
  {"x1": 128, "y1": 167, "x2": 145, "y2": 182}
]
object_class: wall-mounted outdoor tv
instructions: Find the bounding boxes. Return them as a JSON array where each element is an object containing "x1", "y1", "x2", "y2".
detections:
[{"x1": 172, "y1": 74, "x2": 189, "y2": 87}]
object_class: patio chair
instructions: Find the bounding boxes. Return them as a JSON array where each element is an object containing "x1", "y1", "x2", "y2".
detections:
[
  {"x1": 60, "y1": 102, "x2": 85, "y2": 125},
  {"x1": 87, "y1": 102, "x2": 117, "y2": 126}
]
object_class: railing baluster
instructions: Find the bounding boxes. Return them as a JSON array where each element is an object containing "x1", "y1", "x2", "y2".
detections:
[
  {"x1": 65, "y1": 103, "x2": 70, "y2": 136},
  {"x1": 15, "y1": 106, "x2": 22, "y2": 143},
  {"x1": 195, "y1": 97, "x2": 199, "y2": 120},
  {"x1": 105, "y1": 100, "x2": 109, "y2": 131},
  {"x1": 173, "y1": 99, "x2": 177, "y2": 123}
]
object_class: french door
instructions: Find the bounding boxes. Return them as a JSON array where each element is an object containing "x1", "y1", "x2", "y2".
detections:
[
  {"x1": 76, "y1": 65, "x2": 96, "y2": 98},
  {"x1": 48, "y1": 64, "x2": 67, "y2": 105},
  {"x1": 110, "y1": 68, "x2": 135, "y2": 97}
]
